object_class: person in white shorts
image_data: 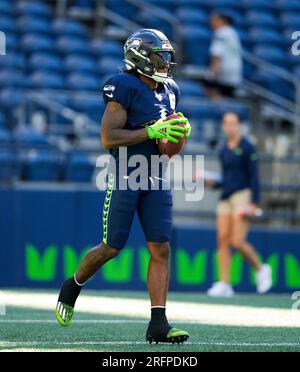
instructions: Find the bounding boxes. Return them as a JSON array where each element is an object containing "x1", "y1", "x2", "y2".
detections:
[{"x1": 206, "y1": 112, "x2": 272, "y2": 297}]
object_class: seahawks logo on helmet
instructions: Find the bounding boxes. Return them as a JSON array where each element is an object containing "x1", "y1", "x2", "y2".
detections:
[{"x1": 124, "y1": 29, "x2": 176, "y2": 83}]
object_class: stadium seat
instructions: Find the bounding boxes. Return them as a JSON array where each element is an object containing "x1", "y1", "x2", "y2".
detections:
[
  {"x1": 136, "y1": 11, "x2": 173, "y2": 39},
  {"x1": 210, "y1": 0, "x2": 241, "y2": 8},
  {"x1": 177, "y1": 80, "x2": 205, "y2": 97},
  {"x1": 29, "y1": 53, "x2": 63, "y2": 73},
  {"x1": 246, "y1": 12, "x2": 278, "y2": 28},
  {"x1": 253, "y1": 47, "x2": 288, "y2": 69},
  {"x1": 16, "y1": 1, "x2": 51, "y2": 18},
  {"x1": 97, "y1": 57, "x2": 124, "y2": 76},
  {"x1": 281, "y1": 14, "x2": 300, "y2": 29},
  {"x1": 180, "y1": 26, "x2": 212, "y2": 66},
  {"x1": 52, "y1": 19, "x2": 87, "y2": 38},
  {"x1": 176, "y1": 0, "x2": 212, "y2": 10},
  {"x1": 0, "y1": 17, "x2": 16, "y2": 33},
  {"x1": 0, "y1": 128, "x2": 11, "y2": 144},
  {"x1": 0, "y1": 150, "x2": 19, "y2": 182},
  {"x1": 89, "y1": 39, "x2": 123, "y2": 58},
  {"x1": 56, "y1": 36, "x2": 87, "y2": 55},
  {"x1": 0, "y1": 53, "x2": 26, "y2": 70},
  {"x1": 14, "y1": 127, "x2": 50, "y2": 147},
  {"x1": 0, "y1": 112, "x2": 5, "y2": 128},
  {"x1": 252, "y1": 70, "x2": 294, "y2": 100},
  {"x1": 4, "y1": 33, "x2": 19, "y2": 52},
  {"x1": 18, "y1": 16, "x2": 53, "y2": 35},
  {"x1": 0, "y1": 1, "x2": 13, "y2": 15},
  {"x1": 64, "y1": 55, "x2": 97, "y2": 74},
  {"x1": 0, "y1": 88, "x2": 23, "y2": 108},
  {"x1": 21, "y1": 34, "x2": 54, "y2": 53},
  {"x1": 249, "y1": 29, "x2": 287, "y2": 48},
  {"x1": 29, "y1": 71, "x2": 65, "y2": 89},
  {"x1": 0, "y1": 70, "x2": 27, "y2": 88},
  {"x1": 240, "y1": 0, "x2": 276, "y2": 12},
  {"x1": 71, "y1": 98, "x2": 105, "y2": 122},
  {"x1": 278, "y1": 0, "x2": 300, "y2": 12},
  {"x1": 105, "y1": 0, "x2": 138, "y2": 20},
  {"x1": 65, "y1": 153, "x2": 95, "y2": 182},
  {"x1": 67, "y1": 74, "x2": 99, "y2": 91},
  {"x1": 23, "y1": 150, "x2": 61, "y2": 182},
  {"x1": 72, "y1": 0, "x2": 96, "y2": 8},
  {"x1": 176, "y1": 8, "x2": 208, "y2": 26}
]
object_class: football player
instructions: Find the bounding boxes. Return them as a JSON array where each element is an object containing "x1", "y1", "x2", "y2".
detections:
[{"x1": 56, "y1": 29, "x2": 191, "y2": 344}]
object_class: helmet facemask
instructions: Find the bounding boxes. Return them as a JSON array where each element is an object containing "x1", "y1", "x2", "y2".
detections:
[
  {"x1": 124, "y1": 32, "x2": 176, "y2": 83},
  {"x1": 148, "y1": 51, "x2": 176, "y2": 83}
]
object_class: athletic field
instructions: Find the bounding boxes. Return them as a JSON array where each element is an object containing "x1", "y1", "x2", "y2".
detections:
[{"x1": 0, "y1": 289, "x2": 299, "y2": 352}]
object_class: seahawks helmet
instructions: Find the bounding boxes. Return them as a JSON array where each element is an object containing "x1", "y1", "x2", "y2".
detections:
[{"x1": 124, "y1": 29, "x2": 176, "y2": 83}]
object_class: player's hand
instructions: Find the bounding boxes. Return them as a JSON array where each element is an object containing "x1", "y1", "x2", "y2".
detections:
[
  {"x1": 177, "y1": 112, "x2": 191, "y2": 139},
  {"x1": 146, "y1": 117, "x2": 187, "y2": 144}
]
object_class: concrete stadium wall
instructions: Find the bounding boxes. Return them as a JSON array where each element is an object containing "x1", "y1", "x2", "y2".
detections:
[{"x1": 0, "y1": 186, "x2": 300, "y2": 293}]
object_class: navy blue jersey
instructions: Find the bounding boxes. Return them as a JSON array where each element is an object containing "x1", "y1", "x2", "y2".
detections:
[
  {"x1": 102, "y1": 72, "x2": 180, "y2": 176},
  {"x1": 218, "y1": 137, "x2": 261, "y2": 204}
]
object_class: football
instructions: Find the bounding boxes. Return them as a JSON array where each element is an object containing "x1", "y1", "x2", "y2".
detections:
[{"x1": 157, "y1": 113, "x2": 187, "y2": 157}]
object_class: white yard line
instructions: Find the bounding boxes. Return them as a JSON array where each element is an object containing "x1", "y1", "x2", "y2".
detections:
[
  {"x1": 1, "y1": 290, "x2": 300, "y2": 328},
  {"x1": 0, "y1": 341, "x2": 300, "y2": 348}
]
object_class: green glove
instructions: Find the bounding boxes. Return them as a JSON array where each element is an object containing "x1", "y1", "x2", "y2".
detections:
[
  {"x1": 146, "y1": 117, "x2": 188, "y2": 144},
  {"x1": 177, "y1": 112, "x2": 191, "y2": 139}
]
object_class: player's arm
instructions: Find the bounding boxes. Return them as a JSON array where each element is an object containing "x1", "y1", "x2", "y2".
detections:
[
  {"x1": 101, "y1": 102, "x2": 188, "y2": 150},
  {"x1": 101, "y1": 101, "x2": 148, "y2": 150}
]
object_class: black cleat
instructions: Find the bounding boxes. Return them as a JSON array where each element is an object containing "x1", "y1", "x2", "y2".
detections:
[{"x1": 146, "y1": 328, "x2": 190, "y2": 345}]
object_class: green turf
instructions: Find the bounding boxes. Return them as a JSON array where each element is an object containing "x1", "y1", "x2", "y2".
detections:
[{"x1": 0, "y1": 291, "x2": 299, "y2": 352}]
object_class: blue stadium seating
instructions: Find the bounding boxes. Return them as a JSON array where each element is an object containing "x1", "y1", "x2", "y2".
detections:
[
  {"x1": 252, "y1": 70, "x2": 294, "y2": 100},
  {"x1": 72, "y1": 0, "x2": 95, "y2": 8},
  {"x1": 23, "y1": 150, "x2": 61, "y2": 181},
  {"x1": 0, "y1": 70, "x2": 27, "y2": 88},
  {"x1": 52, "y1": 19, "x2": 87, "y2": 38},
  {"x1": 16, "y1": 1, "x2": 51, "y2": 18},
  {"x1": 0, "y1": 88, "x2": 23, "y2": 108},
  {"x1": 0, "y1": 1, "x2": 13, "y2": 15},
  {"x1": 29, "y1": 72, "x2": 65, "y2": 89},
  {"x1": 177, "y1": 80, "x2": 205, "y2": 97},
  {"x1": 67, "y1": 74, "x2": 99, "y2": 91},
  {"x1": 89, "y1": 39, "x2": 123, "y2": 58},
  {"x1": 65, "y1": 153, "x2": 95, "y2": 182},
  {"x1": 136, "y1": 11, "x2": 173, "y2": 39},
  {"x1": 105, "y1": 0, "x2": 137, "y2": 20},
  {"x1": 14, "y1": 127, "x2": 50, "y2": 147},
  {"x1": 278, "y1": 0, "x2": 300, "y2": 12},
  {"x1": 0, "y1": 128, "x2": 11, "y2": 144},
  {"x1": 0, "y1": 112, "x2": 5, "y2": 128},
  {"x1": 240, "y1": 0, "x2": 276, "y2": 12},
  {"x1": 0, "y1": 18, "x2": 16, "y2": 33},
  {"x1": 0, "y1": 150, "x2": 19, "y2": 182},
  {"x1": 246, "y1": 12, "x2": 278, "y2": 28},
  {"x1": 18, "y1": 16, "x2": 52, "y2": 35},
  {"x1": 64, "y1": 55, "x2": 97, "y2": 74},
  {"x1": 71, "y1": 99, "x2": 105, "y2": 122},
  {"x1": 176, "y1": 8, "x2": 208, "y2": 26},
  {"x1": 97, "y1": 57, "x2": 124, "y2": 76},
  {"x1": 0, "y1": 53, "x2": 26, "y2": 70},
  {"x1": 253, "y1": 47, "x2": 288, "y2": 69},
  {"x1": 180, "y1": 26, "x2": 212, "y2": 66},
  {"x1": 281, "y1": 14, "x2": 300, "y2": 29},
  {"x1": 29, "y1": 53, "x2": 63, "y2": 73},
  {"x1": 249, "y1": 29, "x2": 287, "y2": 48},
  {"x1": 21, "y1": 34, "x2": 54, "y2": 53},
  {"x1": 56, "y1": 36, "x2": 87, "y2": 55},
  {"x1": 0, "y1": 0, "x2": 298, "y2": 184}
]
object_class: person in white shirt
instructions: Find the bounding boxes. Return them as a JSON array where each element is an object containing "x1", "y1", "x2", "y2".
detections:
[{"x1": 202, "y1": 12, "x2": 243, "y2": 99}]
